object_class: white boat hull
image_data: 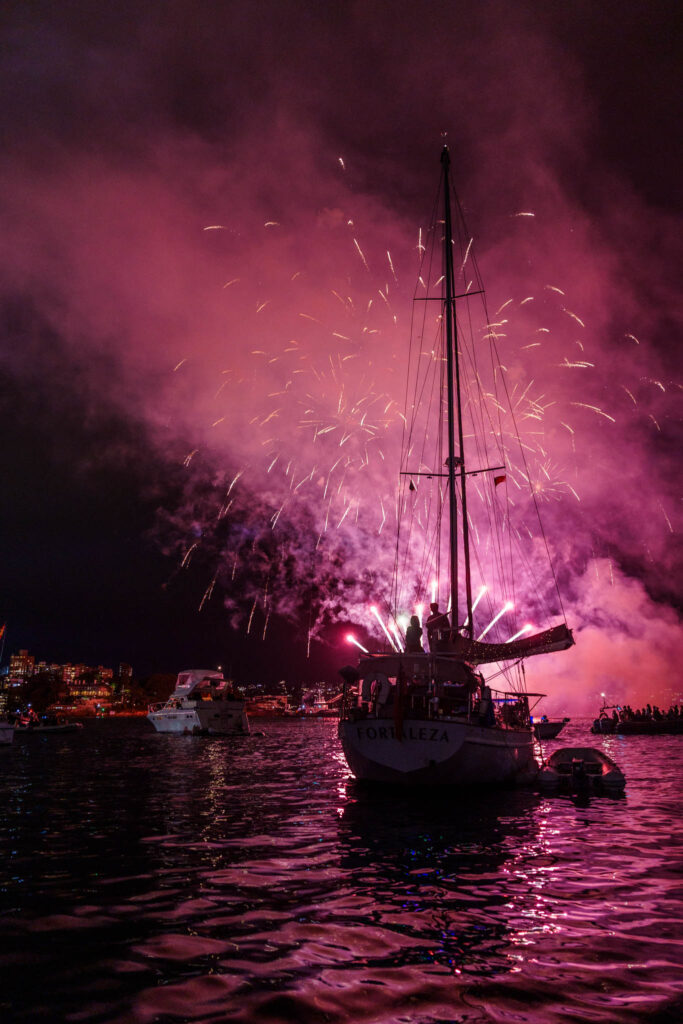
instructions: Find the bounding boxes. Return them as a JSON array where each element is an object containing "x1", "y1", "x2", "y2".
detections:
[
  {"x1": 147, "y1": 700, "x2": 249, "y2": 736},
  {"x1": 338, "y1": 717, "x2": 537, "y2": 785}
]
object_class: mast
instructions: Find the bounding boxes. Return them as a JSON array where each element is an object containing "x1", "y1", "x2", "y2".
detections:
[{"x1": 441, "y1": 146, "x2": 474, "y2": 636}]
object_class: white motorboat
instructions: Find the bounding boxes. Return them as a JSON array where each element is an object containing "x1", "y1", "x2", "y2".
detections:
[
  {"x1": 337, "y1": 148, "x2": 574, "y2": 786},
  {"x1": 538, "y1": 747, "x2": 626, "y2": 791},
  {"x1": 147, "y1": 669, "x2": 250, "y2": 735}
]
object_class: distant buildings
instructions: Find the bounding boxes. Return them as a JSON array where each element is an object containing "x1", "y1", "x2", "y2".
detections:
[
  {"x1": 8, "y1": 649, "x2": 34, "y2": 679},
  {"x1": 0, "y1": 648, "x2": 133, "y2": 711},
  {"x1": 0, "y1": 650, "x2": 337, "y2": 714}
]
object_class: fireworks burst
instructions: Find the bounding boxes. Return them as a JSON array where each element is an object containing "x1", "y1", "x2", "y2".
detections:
[{"x1": 156, "y1": 176, "x2": 673, "y2": 654}]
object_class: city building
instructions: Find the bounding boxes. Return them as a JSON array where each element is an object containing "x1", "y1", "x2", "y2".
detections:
[
  {"x1": 8, "y1": 649, "x2": 35, "y2": 679},
  {"x1": 1, "y1": 649, "x2": 134, "y2": 711}
]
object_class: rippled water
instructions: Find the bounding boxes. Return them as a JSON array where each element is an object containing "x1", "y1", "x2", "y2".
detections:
[{"x1": 0, "y1": 717, "x2": 681, "y2": 1023}]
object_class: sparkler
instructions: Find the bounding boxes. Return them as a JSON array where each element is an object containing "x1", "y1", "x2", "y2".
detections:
[
  {"x1": 477, "y1": 601, "x2": 514, "y2": 641},
  {"x1": 370, "y1": 605, "x2": 399, "y2": 651},
  {"x1": 506, "y1": 624, "x2": 533, "y2": 643},
  {"x1": 389, "y1": 623, "x2": 405, "y2": 652},
  {"x1": 462, "y1": 585, "x2": 487, "y2": 629}
]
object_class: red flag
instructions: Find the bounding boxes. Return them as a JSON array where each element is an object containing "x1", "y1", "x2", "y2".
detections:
[{"x1": 494, "y1": 475, "x2": 506, "y2": 487}]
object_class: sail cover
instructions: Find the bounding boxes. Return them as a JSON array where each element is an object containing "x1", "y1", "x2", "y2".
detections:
[
  {"x1": 353, "y1": 625, "x2": 573, "y2": 679},
  {"x1": 446, "y1": 624, "x2": 574, "y2": 665}
]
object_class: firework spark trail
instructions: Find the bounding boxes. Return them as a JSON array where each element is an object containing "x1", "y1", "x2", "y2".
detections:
[
  {"x1": 353, "y1": 238, "x2": 370, "y2": 271},
  {"x1": 181, "y1": 542, "x2": 198, "y2": 568},
  {"x1": 659, "y1": 503, "x2": 673, "y2": 533},
  {"x1": 570, "y1": 402, "x2": 616, "y2": 423},
  {"x1": 199, "y1": 573, "x2": 217, "y2": 611}
]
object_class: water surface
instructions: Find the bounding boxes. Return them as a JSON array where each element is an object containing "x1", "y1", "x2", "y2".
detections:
[{"x1": 0, "y1": 717, "x2": 681, "y2": 1022}]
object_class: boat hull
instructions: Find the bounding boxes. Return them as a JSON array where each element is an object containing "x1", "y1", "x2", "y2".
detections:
[
  {"x1": 338, "y1": 717, "x2": 537, "y2": 785},
  {"x1": 533, "y1": 718, "x2": 569, "y2": 740},
  {"x1": 14, "y1": 724, "x2": 82, "y2": 734},
  {"x1": 147, "y1": 700, "x2": 249, "y2": 736}
]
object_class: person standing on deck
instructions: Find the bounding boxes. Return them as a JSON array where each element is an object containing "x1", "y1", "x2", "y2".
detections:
[
  {"x1": 405, "y1": 615, "x2": 424, "y2": 653},
  {"x1": 426, "y1": 603, "x2": 450, "y2": 652}
]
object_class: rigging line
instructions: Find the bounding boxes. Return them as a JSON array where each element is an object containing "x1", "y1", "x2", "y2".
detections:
[
  {"x1": 408, "y1": 291, "x2": 450, "y2": 608},
  {"x1": 450, "y1": 190, "x2": 516, "y2": 606},
  {"x1": 395, "y1": 203, "x2": 441, "y2": 613},
  {"x1": 479, "y1": 294, "x2": 566, "y2": 621},
  {"x1": 451, "y1": 187, "x2": 565, "y2": 623},
  {"x1": 394, "y1": 197, "x2": 443, "y2": 617},
  {"x1": 449, "y1": 189, "x2": 516, "y2": 627},
  {"x1": 396, "y1": 401, "x2": 444, "y2": 615},
  {"x1": 456, "y1": 292, "x2": 516, "y2": 614},
  {"x1": 452, "y1": 342, "x2": 512, "y2": 619}
]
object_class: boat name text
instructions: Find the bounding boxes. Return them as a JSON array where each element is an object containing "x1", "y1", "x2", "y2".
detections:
[{"x1": 356, "y1": 725, "x2": 449, "y2": 742}]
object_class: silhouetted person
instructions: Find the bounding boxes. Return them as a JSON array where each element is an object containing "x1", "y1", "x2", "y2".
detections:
[
  {"x1": 426, "y1": 603, "x2": 450, "y2": 651},
  {"x1": 405, "y1": 615, "x2": 424, "y2": 653}
]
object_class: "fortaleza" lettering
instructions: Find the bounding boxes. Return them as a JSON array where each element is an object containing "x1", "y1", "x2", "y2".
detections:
[{"x1": 356, "y1": 725, "x2": 449, "y2": 742}]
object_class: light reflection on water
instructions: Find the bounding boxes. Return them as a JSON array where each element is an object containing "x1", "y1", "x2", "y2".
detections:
[{"x1": 0, "y1": 717, "x2": 681, "y2": 1023}]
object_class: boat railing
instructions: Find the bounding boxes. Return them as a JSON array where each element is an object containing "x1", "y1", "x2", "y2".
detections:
[
  {"x1": 148, "y1": 698, "x2": 183, "y2": 713},
  {"x1": 491, "y1": 693, "x2": 532, "y2": 729},
  {"x1": 341, "y1": 679, "x2": 533, "y2": 729}
]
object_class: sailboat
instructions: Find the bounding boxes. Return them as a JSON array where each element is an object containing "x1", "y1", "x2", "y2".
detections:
[{"x1": 337, "y1": 147, "x2": 574, "y2": 785}]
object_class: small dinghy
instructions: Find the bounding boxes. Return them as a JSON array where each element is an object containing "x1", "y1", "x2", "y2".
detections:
[
  {"x1": 533, "y1": 716, "x2": 570, "y2": 740},
  {"x1": 538, "y1": 746, "x2": 626, "y2": 792}
]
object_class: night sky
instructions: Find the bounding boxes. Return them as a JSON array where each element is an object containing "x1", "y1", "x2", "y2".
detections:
[{"x1": 1, "y1": 1, "x2": 681, "y2": 706}]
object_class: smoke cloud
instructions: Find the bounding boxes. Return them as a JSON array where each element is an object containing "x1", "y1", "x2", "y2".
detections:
[{"x1": 1, "y1": 2, "x2": 680, "y2": 703}]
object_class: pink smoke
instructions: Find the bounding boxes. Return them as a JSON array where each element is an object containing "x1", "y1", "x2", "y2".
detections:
[{"x1": 0, "y1": 3, "x2": 680, "y2": 702}]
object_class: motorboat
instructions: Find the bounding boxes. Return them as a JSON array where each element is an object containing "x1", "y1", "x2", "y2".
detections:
[
  {"x1": 246, "y1": 695, "x2": 294, "y2": 717},
  {"x1": 538, "y1": 747, "x2": 626, "y2": 791},
  {"x1": 533, "y1": 716, "x2": 570, "y2": 740},
  {"x1": 147, "y1": 669, "x2": 250, "y2": 735},
  {"x1": 337, "y1": 148, "x2": 574, "y2": 787},
  {"x1": 615, "y1": 718, "x2": 683, "y2": 735},
  {"x1": 592, "y1": 706, "x2": 683, "y2": 735},
  {"x1": 14, "y1": 712, "x2": 83, "y2": 734},
  {"x1": 590, "y1": 704, "x2": 619, "y2": 733}
]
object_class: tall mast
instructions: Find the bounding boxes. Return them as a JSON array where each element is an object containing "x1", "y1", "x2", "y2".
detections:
[{"x1": 441, "y1": 146, "x2": 474, "y2": 636}]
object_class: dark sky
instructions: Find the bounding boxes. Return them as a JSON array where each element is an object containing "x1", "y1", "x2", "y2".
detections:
[{"x1": 0, "y1": 1, "x2": 681, "y2": 702}]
